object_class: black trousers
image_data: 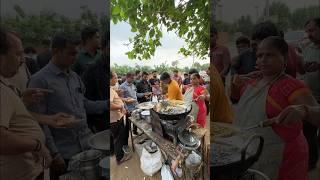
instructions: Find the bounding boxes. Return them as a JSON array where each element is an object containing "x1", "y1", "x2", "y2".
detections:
[
  {"x1": 303, "y1": 120, "x2": 319, "y2": 169},
  {"x1": 110, "y1": 117, "x2": 128, "y2": 161}
]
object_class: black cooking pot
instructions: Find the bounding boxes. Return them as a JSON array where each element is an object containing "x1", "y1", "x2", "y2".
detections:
[
  {"x1": 211, "y1": 135, "x2": 264, "y2": 180},
  {"x1": 151, "y1": 105, "x2": 192, "y2": 121}
]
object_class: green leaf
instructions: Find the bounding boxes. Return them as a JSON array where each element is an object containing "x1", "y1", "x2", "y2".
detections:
[
  {"x1": 149, "y1": 29, "x2": 155, "y2": 37},
  {"x1": 112, "y1": 6, "x2": 121, "y2": 15}
]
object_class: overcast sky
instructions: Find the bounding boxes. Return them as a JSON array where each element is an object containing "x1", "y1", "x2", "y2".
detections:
[
  {"x1": 3, "y1": 0, "x2": 316, "y2": 68},
  {"x1": 110, "y1": 22, "x2": 209, "y2": 68},
  {"x1": 219, "y1": 0, "x2": 319, "y2": 23},
  {"x1": 1, "y1": 0, "x2": 208, "y2": 68},
  {"x1": 1, "y1": 0, "x2": 107, "y2": 18}
]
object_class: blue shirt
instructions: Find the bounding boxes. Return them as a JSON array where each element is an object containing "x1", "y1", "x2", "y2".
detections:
[
  {"x1": 119, "y1": 81, "x2": 144, "y2": 111},
  {"x1": 28, "y1": 61, "x2": 108, "y2": 159}
]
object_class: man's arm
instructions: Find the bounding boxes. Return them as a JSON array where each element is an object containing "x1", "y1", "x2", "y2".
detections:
[
  {"x1": 0, "y1": 127, "x2": 38, "y2": 155},
  {"x1": 0, "y1": 88, "x2": 38, "y2": 155},
  {"x1": 27, "y1": 76, "x2": 59, "y2": 155},
  {"x1": 84, "y1": 99, "x2": 108, "y2": 114}
]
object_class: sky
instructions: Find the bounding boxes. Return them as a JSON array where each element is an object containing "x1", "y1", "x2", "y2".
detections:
[
  {"x1": 1, "y1": 0, "x2": 108, "y2": 18},
  {"x1": 110, "y1": 22, "x2": 209, "y2": 68},
  {"x1": 1, "y1": 0, "x2": 209, "y2": 68},
  {"x1": 218, "y1": 0, "x2": 319, "y2": 23}
]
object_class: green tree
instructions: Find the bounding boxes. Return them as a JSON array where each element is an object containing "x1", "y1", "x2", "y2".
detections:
[
  {"x1": 234, "y1": 15, "x2": 253, "y2": 36},
  {"x1": 289, "y1": 6, "x2": 320, "y2": 30},
  {"x1": 2, "y1": 5, "x2": 107, "y2": 47},
  {"x1": 264, "y1": 1, "x2": 290, "y2": 31},
  {"x1": 111, "y1": 0, "x2": 210, "y2": 60},
  {"x1": 171, "y1": 60, "x2": 179, "y2": 69}
]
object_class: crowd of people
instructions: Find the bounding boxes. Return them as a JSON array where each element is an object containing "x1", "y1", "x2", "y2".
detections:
[
  {"x1": 0, "y1": 26, "x2": 109, "y2": 180},
  {"x1": 110, "y1": 68, "x2": 210, "y2": 165},
  {"x1": 211, "y1": 18, "x2": 320, "y2": 180}
]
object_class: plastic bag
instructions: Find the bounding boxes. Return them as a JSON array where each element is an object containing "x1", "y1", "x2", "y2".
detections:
[
  {"x1": 140, "y1": 146, "x2": 163, "y2": 176},
  {"x1": 161, "y1": 165, "x2": 174, "y2": 180},
  {"x1": 134, "y1": 136, "x2": 152, "y2": 158}
]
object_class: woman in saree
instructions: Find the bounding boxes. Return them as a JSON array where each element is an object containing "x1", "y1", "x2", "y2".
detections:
[
  {"x1": 234, "y1": 36, "x2": 318, "y2": 180},
  {"x1": 184, "y1": 73, "x2": 208, "y2": 128}
]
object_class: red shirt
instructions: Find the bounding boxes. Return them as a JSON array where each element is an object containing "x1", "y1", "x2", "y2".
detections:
[{"x1": 286, "y1": 45, "x2": 299, "y2": 78}]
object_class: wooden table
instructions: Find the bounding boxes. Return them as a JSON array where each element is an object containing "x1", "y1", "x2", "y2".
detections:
[
  {"x1": 129, "y1": 117, "x2": 179, "y2": 160},
  {"x1": 128, "y1": 116, "x2": 208, "y2": 180}
]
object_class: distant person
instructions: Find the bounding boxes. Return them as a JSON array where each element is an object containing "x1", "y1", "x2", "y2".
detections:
[
  {"x1": 82, "y1": 32, "x2": 109, "y2": 132},
  {"x1": 37, "y1": 39, "x2": 52, "y2": 69},
  {"x1": 211, "y1": 27, "x2": 231, "y2": 82},
  {"x1": 232, "y1": 36, "x2": 256, "y2": 75},
  {"x1": 231, "y1": 36, "x2": 256, "y2": 103},
  {"x1": 172, "y1": 69, "x2": 182, "y2": 87},
  {"x1": 134, "y1": 70, "x2": 141, "y2": 85},
  {"x1": 149, "y1": 70, "x2": 160, "y2": 86},
  {"x1": 73, "y1": 27, "x2": 101, "y2": 76},
  {"x1": 7, "y1": 46, "x2": 39, "y2": 92},
  {"x1": 24, "y1": 47, "x2": 39, "y2": 75},
  {"x1": 160, "y1": 72, "x2": 183, "y2": 100},
  {"x1": 182, "y1": 73, "x2": 190, "y2": 85},
  {"x1": 136, "y1": 71, "x2": 152, "y2": 102}
]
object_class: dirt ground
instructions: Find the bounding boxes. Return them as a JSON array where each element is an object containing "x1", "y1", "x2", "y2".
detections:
[{"x1": 110, "y1": 116, "x2": 210, "y2": 180}]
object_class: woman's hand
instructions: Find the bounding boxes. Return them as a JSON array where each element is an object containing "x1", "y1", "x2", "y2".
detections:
[{"x1": 274, "y1": 105, "x2": 307, "y2": 124}]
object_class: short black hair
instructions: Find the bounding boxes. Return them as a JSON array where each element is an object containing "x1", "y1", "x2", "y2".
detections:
[
  {"x1": 305, "y1": 18, "x2": 320, "y2": 28},
  {"x1": 24, "y1": 47, "x2": 37, "y2": 54},
  {"x1": 260, "y1": 36, "x2": 289, "y2": 58},
  {"x1": 251, "y1": 21, "x2": 280, "y2": 41},
  {"x1": 126, "y1": 72, "x2": 134, "y2": 78},
  {"x1": 188, "y1": 68, "x2": 199, "y2": 75},
  {"x1": 51, "y1": 33, "x2": 78, "y2": 50},
  {"x1": 142, "y1": 71, "x2": 148, "y2": 76},
  {"x1": 81, "y1": 27, "x2": 99, "y2": 43},
  {"x1": 152, "y1": 70, "x2": 157, "y2": 73},
  {"x1": 160, "y1": 72, "x2": 171, "y2": 81},
  {"x1": 184, "y1": 73, "x2": 188, "y2": 76},
  {"x1": 236, "y1": 36, "x2": 250, "y2": 46},
  {"x1": 173, "y1": 69, "x2": 179, "y2": 73},
  {"x1": 135, "y1": 70, "x2": 141, "y2": 75}
]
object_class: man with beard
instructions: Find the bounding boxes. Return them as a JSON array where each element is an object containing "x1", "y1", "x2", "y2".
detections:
[
  {"x1": 73, "y1": 27, "x2": 101, "y2": 76},
  {"x1": 136, "y1": 71, "x2": 153, "y2": 103},
  {"x1": 82, "y1": 32, "x2": 109, "y2": 132},
  {"x1": 149, "y1": 70, "x2": 160, "y2": 86}
]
